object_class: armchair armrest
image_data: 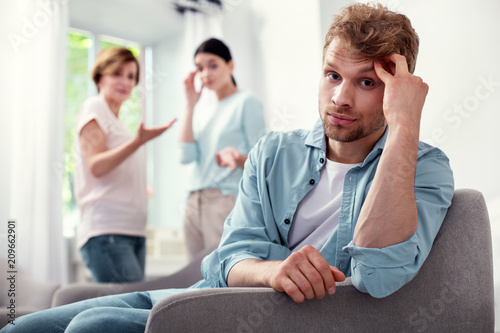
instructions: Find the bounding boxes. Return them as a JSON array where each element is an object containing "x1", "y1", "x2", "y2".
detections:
[
  {"x1": 146, "y1": 279, "x2": 360, "y2": 332},
  {"x1": 146, "y1": 273, "x2": 489, "y2": 333}
]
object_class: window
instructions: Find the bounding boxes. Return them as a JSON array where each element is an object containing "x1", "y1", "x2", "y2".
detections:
[{"x1": 63, "y1": 29, "x2": 145, "y2": 237}]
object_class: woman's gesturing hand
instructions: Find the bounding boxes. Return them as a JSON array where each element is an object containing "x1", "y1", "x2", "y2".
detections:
[{"x1": 135, "y1": 118, "x2": 177, "y2": 146}]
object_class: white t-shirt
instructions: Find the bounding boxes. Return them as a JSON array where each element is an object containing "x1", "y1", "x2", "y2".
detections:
[
  {"x1": 288, "y1": 159, "x2": 360, "y2": 251},
  {"x1": 74, "y1": 95, "x2": 147, "y2": 248}
]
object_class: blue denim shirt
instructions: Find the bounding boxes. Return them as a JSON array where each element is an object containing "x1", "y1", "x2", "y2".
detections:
[{"x1": 201, "y1": 118, "x2": 454, "y2": 298}]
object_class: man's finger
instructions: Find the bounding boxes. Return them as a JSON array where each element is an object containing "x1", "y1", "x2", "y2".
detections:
[
  {"x1": 280, "y1": 277, "x2": 306, "y2": 303},
  {"x1": 331, "y1": 266, "x2": 346, "y2": 282},
  {"x1": 294, "y1": 246, "x2": 334, "y2": 299},
  {"x1": 305, "y1": 250, "x2": 336, "y2": 298},
  {"x1": 383, "y1": 53, "x2": 408, "y2": 75},
  {"x1": 374, "y1": 60, "x2": 392, "y2": 82},
  {"x1": 287, "y1": 268, "x2": 315, "y2": 301}
]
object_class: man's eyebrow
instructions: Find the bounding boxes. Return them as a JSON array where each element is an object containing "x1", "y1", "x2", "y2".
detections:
[{"x1": 324, "y1": 61, "x2": 375, "y2": 74}]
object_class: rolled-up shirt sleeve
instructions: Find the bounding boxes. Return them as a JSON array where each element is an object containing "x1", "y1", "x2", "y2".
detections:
[
  {"x1": 343, "y1": 150, "x2": 454, "y2": 298},
  {"x1": 178, "y1": 142, "x2": 199, "y2": 164},
  {"x1": 343, "y1": 233, "x2": 419, "y2": 298}
]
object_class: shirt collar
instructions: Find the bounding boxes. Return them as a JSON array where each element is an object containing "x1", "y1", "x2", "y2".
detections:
[
  {"x1": 305, "y1": 118, "x2": 327, "y2": 151},
  {"x1": 362, "y1": 126, "x2": 388, "y2": 165},
  {"x1": 305, "y1": 117, "x2": 389, "y2": 165}
]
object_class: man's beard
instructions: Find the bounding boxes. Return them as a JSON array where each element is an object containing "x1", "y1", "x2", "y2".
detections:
[{"x1": 319, "y1": 104, "x2": 386, "y2": 143}]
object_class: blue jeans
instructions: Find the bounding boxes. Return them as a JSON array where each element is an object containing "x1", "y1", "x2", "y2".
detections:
[
  {"x1": 80, "y1": 235, "x2": 146, "y2": 283},
  {"x1": 0, "y1": 292, "x2": 152, "y2": 333}
]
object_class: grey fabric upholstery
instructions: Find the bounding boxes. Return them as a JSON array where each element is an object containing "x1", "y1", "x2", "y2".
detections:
[
  {"x1": 0, "y1": 257, "x2": 60, "y2": 328},
  {"x1": 145, "y1": 189, "x2": 494, "y2": 333},
  {"x1": 51, "y1": 246, "x2": 214, "y2": 307}
]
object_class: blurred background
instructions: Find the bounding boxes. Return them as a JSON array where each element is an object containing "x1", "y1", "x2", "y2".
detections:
[{"x1": 0, "y1": 0, "x2": 499, "y2": 328}]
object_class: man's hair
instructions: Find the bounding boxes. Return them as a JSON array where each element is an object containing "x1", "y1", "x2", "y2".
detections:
[
  {"x1": 323, "y1": 3, "x2": 419, "y2": 73},
  {"x1": 91, "y1": 47, "x2": 140, "y2": 90}
]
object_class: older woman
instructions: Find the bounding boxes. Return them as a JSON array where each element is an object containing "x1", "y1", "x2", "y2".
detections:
[{"x1": 74, "y1": 47, "x2": 176, "y2": 283}]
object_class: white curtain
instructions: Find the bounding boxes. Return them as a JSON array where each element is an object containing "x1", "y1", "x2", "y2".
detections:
[
  {"x1": 0, "y1": 0, "x2": 68, "y2": 283},
  {"x1": 183, "y1": 8, "x2": 224, "y2": 58}
]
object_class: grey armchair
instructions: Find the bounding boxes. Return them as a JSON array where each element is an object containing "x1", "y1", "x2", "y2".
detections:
[
  {"x1": 52, "y1": 246, "x2": 214, "y2": 307},
  {"x1": 145, "y1": 189, "x2": 494, "y2": 332}
]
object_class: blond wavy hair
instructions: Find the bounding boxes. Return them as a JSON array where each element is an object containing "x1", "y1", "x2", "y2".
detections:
[
  {"x1": 323, "y1": 3, "x2": 419, "y2": 73},
  {"x1": 91, "y1": 47, "x2": 140, "y2": 90}
]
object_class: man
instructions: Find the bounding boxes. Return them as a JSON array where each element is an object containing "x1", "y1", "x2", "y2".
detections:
[
  {"x1": 1, "y1": 3, "x2": 453, "y2": 333},
  {"x1": 201, "y1": 3, "x2": 454, "y2": 302}
]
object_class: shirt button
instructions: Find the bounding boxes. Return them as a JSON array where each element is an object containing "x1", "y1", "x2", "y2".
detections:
[
  {"x1": 319, "y1": 158, "x2": 325, "y2": 164},
  {"x1": 284, "y1": 219, "x2": 291, "y2": 224},
  {"x1": 309, "y1": 179, "x2": 315, "y2": 185}
]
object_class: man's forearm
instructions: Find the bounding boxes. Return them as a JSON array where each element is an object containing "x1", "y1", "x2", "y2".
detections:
[
  {"x1": 227, "y1": 259, "x2": 278, "y2": 287},
  {"x1": 353, "y1": 125, "x2": 419, "y2": 248}
]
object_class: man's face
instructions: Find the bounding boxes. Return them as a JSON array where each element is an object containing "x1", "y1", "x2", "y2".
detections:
[{"x1": 319, "y1": 39, "x2": 386, "y2": 143}]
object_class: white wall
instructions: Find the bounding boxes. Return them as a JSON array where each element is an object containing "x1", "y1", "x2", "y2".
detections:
[
  {"x1": 399, "y1": 0, "x2": 500, "y2": 200},
  {"x1": 223, "y1": 0, "x2": 325, "y2": 132}
]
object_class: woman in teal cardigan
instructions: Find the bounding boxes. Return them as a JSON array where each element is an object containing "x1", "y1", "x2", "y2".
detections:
[{"x1": 178, "y1": 38, "x2": 266, "y2": 259}]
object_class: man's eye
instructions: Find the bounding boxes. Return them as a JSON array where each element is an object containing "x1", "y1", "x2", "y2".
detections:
[
  {"x1": 210, "y1": 64, "x2": 217, "y2": 69},
  {"x1": 113, "y1": 72, "x2": 121, "y2": 77},
  {"x1": 328, "y1": 73, "x2": 340, "y2": 80},
  {"x1": 360, "y1": 80, "x2": 373, "y2": 87}
]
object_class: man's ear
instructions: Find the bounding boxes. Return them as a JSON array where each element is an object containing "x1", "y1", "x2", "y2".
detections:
[{"x1": 228, "y1": 60, "x2": 234, "y2": 72}]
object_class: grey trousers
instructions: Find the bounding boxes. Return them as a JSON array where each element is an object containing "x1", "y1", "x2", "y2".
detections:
[{"x1": 183, "y1": 188, "x2": 234, "y2": 259}]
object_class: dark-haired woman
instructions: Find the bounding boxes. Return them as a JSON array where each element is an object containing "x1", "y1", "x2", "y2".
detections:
[
  {"x1": 179, "y1": 38, "x2": 265, "y2": 259},
  {"x1": 75, "y1": 47, "x2": 176, "y2": 282}
]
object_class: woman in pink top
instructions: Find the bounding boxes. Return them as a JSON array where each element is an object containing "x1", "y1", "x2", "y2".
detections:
[{"x1": 74, "y1": 47, "x2": 176, "y2": 282}]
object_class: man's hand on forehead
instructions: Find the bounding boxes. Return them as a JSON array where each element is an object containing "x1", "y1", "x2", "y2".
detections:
[
  {"x1": 373, "y1": 53, "x2": 428, "y2": 132},
  {"x1": 377, "y1": 56, "x2": 397, "y2": 76}
]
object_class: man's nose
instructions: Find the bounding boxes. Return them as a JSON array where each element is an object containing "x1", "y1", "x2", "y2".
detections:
[{"x1": 331, "y1": 82, "x2": 354, "y2": 107}]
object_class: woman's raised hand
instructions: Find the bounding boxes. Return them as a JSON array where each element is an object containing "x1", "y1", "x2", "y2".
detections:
[
  {"x1": 184, "y1": 70, "x2": 203, "y2": 109},
  {"x1": 134, "y1": 118, "x2": 177, "y2": 146}
]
